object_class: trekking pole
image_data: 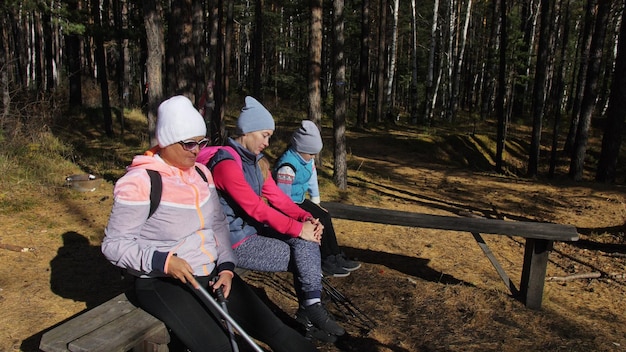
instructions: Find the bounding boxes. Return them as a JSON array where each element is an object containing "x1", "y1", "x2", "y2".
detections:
[
  {"x1": 215, "y1": 285, "x2": 240, "y2": 352},
  {"x1": 322, "y1": 277, "x2": 377, "y2": 329},
  {"x1": 188, "y1": 282, "x2": 264, "y2": 352}
]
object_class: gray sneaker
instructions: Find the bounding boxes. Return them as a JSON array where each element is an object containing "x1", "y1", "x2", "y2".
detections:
[
  {"x1": 335, "y1": 253, "x2": 361, "y2": 272},
  {"x1": 295, "y1": 302, "x2": 345, "y2": 336},
  {"x1": 322, "y1": 255, "x2": 350, "y2": 277}
]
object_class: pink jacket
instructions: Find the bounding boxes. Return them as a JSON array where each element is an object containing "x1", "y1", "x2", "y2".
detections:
[{"x1": 102, "y1": 154, "x2": 236, "y2": 278}]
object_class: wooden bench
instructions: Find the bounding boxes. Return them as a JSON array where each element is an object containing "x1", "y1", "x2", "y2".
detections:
[
  {"x1": 39, "y1": 291, "x2": 170, "y2": 352},
  {"x1": 320, "y1": 201, "x2": 580, "y2": 310}
]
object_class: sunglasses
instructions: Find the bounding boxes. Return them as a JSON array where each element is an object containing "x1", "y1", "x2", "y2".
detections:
[{"x1": 178, "y1": 138, "x2": 210, "y2": 151}]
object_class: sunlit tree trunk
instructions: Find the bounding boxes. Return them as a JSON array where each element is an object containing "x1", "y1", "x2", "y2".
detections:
[
  {"x1": 527, "y1": 0, "x2": 551, "y2": 178},
  {"x1": 549, "y1": 0, "x2": 569, "y2": 178},
  {"x1": 564, "y1": 0, "x2": 596, "y2": 154},
  {"x1": 424, "y1": 0, "x2": 439, "y2": 123},
  {"x1": 91, "y1": 0, "x2": 113, "y2": 137},
  {"x1": 211, "y1": 0, "x2": 226, "y2": 145},
  {"x1": 308, "y1": 0, "x2": 323, "y2": 125},
  {"x1": 332, "y1": 0, "x2": 347, "y2": 189},
  {"x1": 480, "y1": 0, "x2": 498, "y2": 121},
  {"x1": 204, "y1": 0, "x2": 219, "y2": 134},
  {"x1": 409, "y1": 0, "x2": 419, "y2": 124},
  {"x1": 384, "y1": 0, "x2": 399, "y2": 123},
  {"x1": 224, "y1": 0, "x2": 233, "y2": 115},
  {"x1": 143, "y1": 0, "x2": 165, "y2": 146},
  {"x1": 42, "y1": 3, "x2": 54, "y2": 92},
  {"x1": 449, "y1": 0, "x2": 472, "y2": 123}
]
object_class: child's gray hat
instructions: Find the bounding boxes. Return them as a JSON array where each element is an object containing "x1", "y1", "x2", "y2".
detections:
[
  {"x1": 236, "y1": 96, "x2": 275, "y2": 134},
  {"x1": 291, "y1": 120, "x2": 323, "y2": 154}
]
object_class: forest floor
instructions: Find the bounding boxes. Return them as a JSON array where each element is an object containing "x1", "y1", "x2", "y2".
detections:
[{"x1": 1, "y1": 107, "x2": 626, "y2": 352}]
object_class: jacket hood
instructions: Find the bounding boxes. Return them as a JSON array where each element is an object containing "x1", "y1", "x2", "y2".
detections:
[{"x1": 126, "y1": 154, "x2": 192, "y2": 178}]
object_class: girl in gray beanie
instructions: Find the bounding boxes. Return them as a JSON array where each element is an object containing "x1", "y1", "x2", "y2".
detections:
[
  {"x1": 274, "y1": 120, "x2": 361, "y2": 277},
  {"x1": 206, "y1": 97, "x2": 345, "y2": 342}
]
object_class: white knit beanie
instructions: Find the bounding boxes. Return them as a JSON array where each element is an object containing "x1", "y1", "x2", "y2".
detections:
[
  {"x1": 291, "y1": 120, "x2": 323, "y2": 154},
  {"x1": 236, "y1": 96, "x2": 275, "y2": 134},
  {"x1": 156, "y1": 95, "x2": 207, "y2": 148}
]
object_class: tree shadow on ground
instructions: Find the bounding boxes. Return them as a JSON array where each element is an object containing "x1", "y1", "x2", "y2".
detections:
[
  {"x1": 343, "y1": 247, "x2": 467, "y2": 286},
  {"x1": 245, "y1": 274, "x2": 411, "y2": 352}
]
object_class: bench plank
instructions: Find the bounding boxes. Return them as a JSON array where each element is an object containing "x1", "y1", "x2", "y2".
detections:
[
  {"x1": 68, "y1": 307, "x2": 168, "y2": 352},
  {"x1": 40, "y1": 292, "x2": 168, "y2": 352},
  {"x1": 40, "y1": 293, "x2": 136, "y2": 352},
  {"x1": 321, "y1": 202, "x2": 579, "y2": 241},
  {"x1": 320, "y1": 201, "x2": 579, "y2": 310}
]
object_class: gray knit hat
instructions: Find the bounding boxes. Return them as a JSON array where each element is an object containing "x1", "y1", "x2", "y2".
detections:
[
  {"x1": 236, "y1": 96, "x2": 275, "y2": 134},
  {"x1": 291, "y1": 120, "x2": 323, "y2": 154},
  {"x1": 156, "y1": 95, "x2": 207, "y2": 148}
]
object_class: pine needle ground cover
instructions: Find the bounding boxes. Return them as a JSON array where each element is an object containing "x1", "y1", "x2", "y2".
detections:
[{"x1": 1, "y1": 107, "x2": 625, "y2": 352}]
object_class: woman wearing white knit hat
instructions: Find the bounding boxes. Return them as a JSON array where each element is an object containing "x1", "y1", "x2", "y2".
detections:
[{"x1": 102, "y1": 95, "x2": 318, "y2": 352}]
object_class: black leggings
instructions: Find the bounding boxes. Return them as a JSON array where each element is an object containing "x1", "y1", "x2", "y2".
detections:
[
  {"x1": 135, "y1": 272, "x2": 317, "y2": 352},
  {"x1": 297, "y1": 199, "x2": 342, "y2": 259}
]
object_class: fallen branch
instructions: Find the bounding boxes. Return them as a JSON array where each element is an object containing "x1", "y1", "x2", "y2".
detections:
[
  {"x1": 604, "y1": 252, "x2": 626, "y2": 258},
  {"x1": 547, "y1": 272, "x2": 601, "y2": 281},
  {"x1": 0, "y1": 243, "x2": 36, "y2": 252}
]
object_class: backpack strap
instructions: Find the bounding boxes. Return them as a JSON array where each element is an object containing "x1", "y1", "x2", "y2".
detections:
[
  {"x1": 195, "y1": 165, "x2": 208, "y2": 182},
  {"x1": 146, "y1": 166, "x2": 208, "y2": 219},
  {"x1": 146, "y1": 169, "x2": 162, "y2": 219}
]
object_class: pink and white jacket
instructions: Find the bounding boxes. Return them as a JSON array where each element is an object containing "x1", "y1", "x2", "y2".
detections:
[{"x1": 102, "y1": 153, "x2": 236, "y2": 279}]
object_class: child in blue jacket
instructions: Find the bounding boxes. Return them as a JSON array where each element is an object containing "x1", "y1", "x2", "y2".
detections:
[{"x1": 274, "y1": 120, "x2": 360, "y2": 277}]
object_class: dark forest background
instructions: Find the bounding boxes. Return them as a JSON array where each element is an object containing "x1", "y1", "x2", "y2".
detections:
[{"x1": 1, "y1": 0, "x2": 626, "y2": 186}]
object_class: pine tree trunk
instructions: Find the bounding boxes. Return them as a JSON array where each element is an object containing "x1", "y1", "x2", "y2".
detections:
[
  {"x1": 409, "y1": 0, "x2": 419, "y2": 124},
  {"x1": 332, "y1": 0, "x2": 347, "y2": 190},
  {"x1": 494, "y1": 0, "x2": 507, "y2": 173},
  {"x1": 91, "y1": 0, "x2": 113, "y2": 137},
  {"x1": 595, "y1": 1, "x2": 626, "y2": 183},
  {"x1": 564, "y1": 0, "x2": 596, "y2": 154},
  {"x1": 65, "y1": 0, "x2": 82, "y2": 107},
  {"x1": 384, "y1": 0, "x2": 399, "y2": 123},
  {"x1": 527, "y1": 0, "x2": 551, "y2": 178},
  {"x1": 143, "y1": 0, "x2": 165, "y2": 146},
  {"x1": 375, "y1": 0, "x2": 387, "y2": 123},
  {"x1": 569, "y1": 0, "x2": 609, "y2": 181},
  {"x1": 549, "y1": 0, "x2": 569, "y2": 178},
  {"x1": 308, "y1": 0, "x2": 323, "y2": 125},
  {"x1": 252, "y1": 0, "x2": 264, "y2": 98},
  {"x1": 424, "y1": 0, "x2": 439, "y2": 123},
  {"x1": 356, "y1": 0, "x2": 370, "y2": 128}
]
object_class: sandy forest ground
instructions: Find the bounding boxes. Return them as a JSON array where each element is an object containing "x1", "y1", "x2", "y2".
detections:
[{"x1": 1, "y1": 113, "x2": 626, "y2": 352}]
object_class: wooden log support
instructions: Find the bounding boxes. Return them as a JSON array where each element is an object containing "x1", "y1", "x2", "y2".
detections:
[
  {"x1": 320, "y1": 202, "x2": 579, "y2": 310},
  {"x1": 520, "y1": 239, "x2": 552, "y2": 310}
]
